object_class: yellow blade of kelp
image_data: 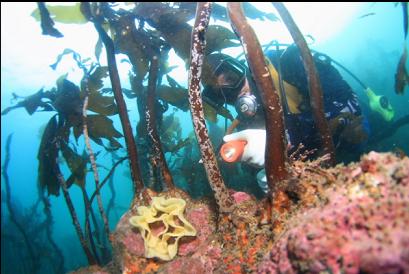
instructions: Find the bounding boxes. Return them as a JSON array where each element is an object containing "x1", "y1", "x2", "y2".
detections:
[{"x1": 31, "y1": 3, "x2": 88, "y2": 24}]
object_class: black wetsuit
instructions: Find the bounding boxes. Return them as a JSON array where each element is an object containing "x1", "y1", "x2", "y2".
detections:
[{"x1": 245, "y1": 44, "x2": 368, "y2": 156}]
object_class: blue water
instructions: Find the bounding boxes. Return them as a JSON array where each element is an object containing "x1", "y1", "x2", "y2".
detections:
[{"x1": 1, "y1": 3, "x2": 408, "y2": 273}]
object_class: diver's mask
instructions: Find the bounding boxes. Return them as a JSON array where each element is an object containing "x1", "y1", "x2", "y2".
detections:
[
  {"x1": 209, "y1": 56, "x2": 260, "y2": 118},
  {"x1": 212, "y1": 57, "x2": 247, "y2": 103}
]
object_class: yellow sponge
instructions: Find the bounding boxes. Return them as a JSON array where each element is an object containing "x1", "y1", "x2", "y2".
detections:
[{"x1": 129, "y1": 196, "x2": 197, "y2": 261}]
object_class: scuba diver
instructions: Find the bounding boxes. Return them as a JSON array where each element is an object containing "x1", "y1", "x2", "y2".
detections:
[{"x1": 202, "y1": 44, "x2": 372, "y2": 192}]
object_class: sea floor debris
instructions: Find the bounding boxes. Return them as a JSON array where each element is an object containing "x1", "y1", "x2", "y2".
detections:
[{"x1": 70, "y1": 151, "x2": 409, "y2": 274}]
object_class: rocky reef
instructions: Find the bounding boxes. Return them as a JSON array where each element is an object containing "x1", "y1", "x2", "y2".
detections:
[
  {"x1": 258, "y1": 151, "x2": 409, "y2": 273},
  {"x1": 70, "y1": 152, "x2": 409, "y2": 273}
]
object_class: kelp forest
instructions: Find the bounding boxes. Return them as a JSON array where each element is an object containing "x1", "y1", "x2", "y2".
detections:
[{"x1": 1, "y1": 2, "x2": 409, "y2": 274}]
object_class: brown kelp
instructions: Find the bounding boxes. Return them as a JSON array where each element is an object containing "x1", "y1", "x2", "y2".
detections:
[
  {"x1": 84, "y1": 3, "x2": 187, "y2": 198},
  {"x1": 105, "y1": 154, "x2": 119, "y2": 222},
  {"x1": 228, "y1": 3, "x2": 288, "y2": 188},
  {"x1": 2, "y1": 51, "x2": 123, "y2": 265},
  {"x1": 88, "y1": 4, "x2": 146, "y2": 201},
  {"x1": 82, "y1": 72, "x2": 111, "y2": 243},
  {"x1": 36, "y1": 2, "x2": 63, "y2": 38},
  {"x1": 146, "y1": 54, "x2": 175, "y2": 191},
  {"x1": 395, "y1": 46, "x2": 408, "y2": 95},
  {"x1": 55, "y1": 157, "x2": 97, "y2": 265},
  {"x1": 89, "y1": 157, "x2": 128, "y2": 205},
  {"x1": 38, "y1": 186, "x2": 65, "y2": 274},
  {"x1": 1, "y1": 178, "x2": 65, "y2": 274},
  {"x1": 273, "y1": 3, "x2": 336, "y2": 166},
  {"x1": 60, "y1": 142, "x2": 106, "y2": 264},
  {"x1": 1, "y1": 88, "x2": 55, "y2": 116},
  {"x1": 2, "y1": 134, "x2": 38, "y2": 272},
  {"x1": 227, "y1": 2, "x2": 291, "y2": 225},
  {"x1": 395, "y1": 2, "x2": 408, "y2": 95},
  {"x1": 80, "y1": 183, "x2": 102, "y2": 265},
  {"x1": 48, "y1": 64, "x2": 119, "y2": 263},
  {"x1": 45, "y1": 114, "x2": 98, "y2": 265},
  {"x1": 187, "y1": 2, "x2": 235, "y2": 213}
]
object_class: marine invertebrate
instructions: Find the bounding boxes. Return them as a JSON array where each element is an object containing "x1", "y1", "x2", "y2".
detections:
[{"x1": 129, "y1": 196, "x2": 197, "y2": 261}]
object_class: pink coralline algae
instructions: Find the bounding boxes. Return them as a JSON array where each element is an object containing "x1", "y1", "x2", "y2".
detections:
[
  {"x1": 111, "y1": 210, "x2": 146, "y2": 258},
  {"x1": 178, "y1": 206, "x2": 214, "y2": 256},
  {"x1": 232, "y1": 191, "x2": 252, "y2": 204},
  {"x1": 258, "y1": 152, "x2": 409, "y2": 274},
  {"x1": 161, "y1": 245, "x2": 222, "y2": 274},
  {"x1": 158, "y1": 200, "x2": 223, "y2": 273}
]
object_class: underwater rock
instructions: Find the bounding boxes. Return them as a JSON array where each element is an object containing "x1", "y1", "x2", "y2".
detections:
[
  {"x1": 74, "y1": 152, "x2": 408, "y2": 274},
  {"x1": 110, "y1": 189, "x2": 220, "y2": 273},
  {"x1": 258, "y1": 152, "x2": 409, "y2": 274},
  {"x1": 178, "y1": 205, "x2": 214, "y2": 256},
  {"x1": 161, "y1": 244, "x2": 222, "y2": 274},
  {"x1": 68, "y1": 264, "x2": 111, "y2": 274}
]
